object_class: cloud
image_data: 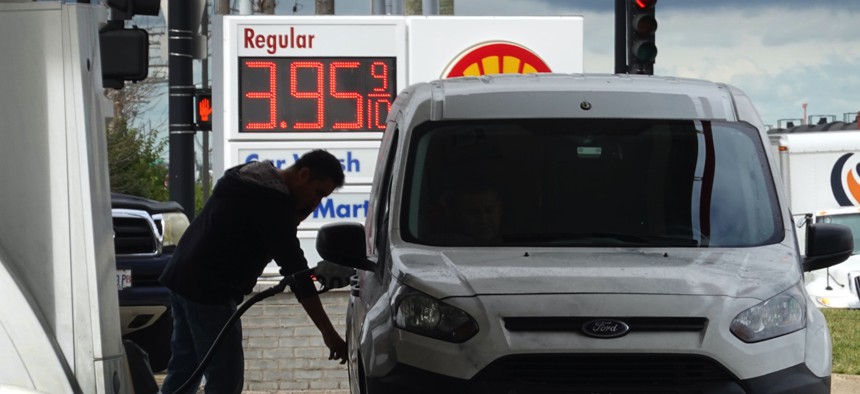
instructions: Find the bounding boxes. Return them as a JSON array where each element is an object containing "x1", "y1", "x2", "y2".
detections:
[
  {"x1": 246, "y1": 0, "x2": 860, "y2": 126},
  {"x1": 655, "y1": 6, "x2": 860, "y2": 125}
]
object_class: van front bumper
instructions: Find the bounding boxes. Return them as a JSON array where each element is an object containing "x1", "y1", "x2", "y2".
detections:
[{"x1": 365, "y1": 357, "x2": 829, "y2": 394}]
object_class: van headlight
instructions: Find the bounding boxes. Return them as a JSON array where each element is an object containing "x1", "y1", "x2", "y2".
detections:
[
  {"x1": 160, "y1": 212, "x2": 190, "y2": 248},
  {"x1": 730, "y1": 283, "x2": 807, "y2": 343},
  {"x1": 392, "y1": 286, "x2": 479, "y2": 343}
]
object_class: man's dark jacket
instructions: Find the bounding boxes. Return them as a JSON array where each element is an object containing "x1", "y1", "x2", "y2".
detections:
[{"x1": 159, "y1": 163, "x2": 316, "y2": 304}]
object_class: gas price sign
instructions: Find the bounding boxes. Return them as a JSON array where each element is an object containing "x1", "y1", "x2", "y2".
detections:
[
  {"x1": 239, "y1": 57, "x2": 396, "y2": 133},
  {"x1": 218, "y1": 17, "x2": 407, "y2": 141}
]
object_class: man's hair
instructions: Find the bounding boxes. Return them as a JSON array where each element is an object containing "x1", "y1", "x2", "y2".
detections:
[{"x1": 293, "y1": 149, "x2": 345, "y2": 187}]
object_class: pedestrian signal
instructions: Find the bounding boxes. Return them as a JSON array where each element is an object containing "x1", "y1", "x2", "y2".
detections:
[{"x1": 195, "y1": 90, "x2": 212, "y2": 131}]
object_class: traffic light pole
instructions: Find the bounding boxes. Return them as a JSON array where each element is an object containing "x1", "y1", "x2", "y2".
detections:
[
  {"x1": 614, "y1": 0, "x2": 627, "y2": 74},
  {"x1": 201, "y1": 3, "x2": 210, "y2": 202},
  {"x1": 169, "y1": 0, "x2": 197, "y2": 219}
]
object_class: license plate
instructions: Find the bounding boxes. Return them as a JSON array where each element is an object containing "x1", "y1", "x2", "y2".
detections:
[{"x1": 117, "y1": 269, "x2": 132, "y2": 290}]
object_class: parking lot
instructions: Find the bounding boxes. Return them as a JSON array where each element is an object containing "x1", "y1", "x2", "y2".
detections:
[{"x1": 155, "y1": 373, "x2": 860, "y2": 393}]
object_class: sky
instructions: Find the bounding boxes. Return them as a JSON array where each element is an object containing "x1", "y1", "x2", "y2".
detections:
[
  {"x1": 140, "y1": 0, "x2": 860, "y2": 147},
  {"x1": 296, "y1": 0, "x2": 860, "y2": 127}
]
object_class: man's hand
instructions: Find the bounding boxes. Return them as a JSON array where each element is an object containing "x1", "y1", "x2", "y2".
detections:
[
  {"x1": 299, "y1": 294, "x2": 348, "y2": 364},
  {"x1": 324, "y1": 332, "x2": 348, "y2": 364}
]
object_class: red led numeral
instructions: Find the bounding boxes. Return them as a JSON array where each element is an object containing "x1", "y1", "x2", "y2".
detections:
[
  {"x1": 290, "y1": 61, "x2": 324, "y2": 130},
  {"x1": 367, "y1": 61, "x2": 391, "y2": 130},
  {"x1": 372, "y1": 99, "x2": 391, "y2": 129},
  {"x1": 368, "y1": 61, "x2": 389, "y2": 98},
  {"x1": 330, "y1": 61, "x2": 363, "y2": 130},
  {"x1": 244, "y1": 61, "x2": 277, "y2": 130}
]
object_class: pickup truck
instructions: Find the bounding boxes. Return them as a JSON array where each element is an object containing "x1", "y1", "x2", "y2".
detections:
[{"x1": 112, "y1": 192, "x2": 189, "y2": 372}]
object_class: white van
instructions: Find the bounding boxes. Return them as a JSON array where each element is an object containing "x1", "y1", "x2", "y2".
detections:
[{"x1": 316, "y1": 73, "x2": 853, "y2": 394}]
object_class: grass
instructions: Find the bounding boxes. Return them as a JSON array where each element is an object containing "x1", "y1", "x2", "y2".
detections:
[{"x1": 822, "y1": 309, "x2": 860, "y2": 375}]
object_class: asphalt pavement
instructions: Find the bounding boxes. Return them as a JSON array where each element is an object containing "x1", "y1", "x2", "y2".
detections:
[{"x1": 156, "y1": 373, "x2": 860, "y2": 393}]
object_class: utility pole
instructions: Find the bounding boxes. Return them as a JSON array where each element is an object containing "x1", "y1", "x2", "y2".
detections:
[
  {"x1": 372, "y1": 0, "x2": 385, "y2": 14},
  {"x1": 422, "y1": 0, "x2": 438, "y2": 15},
  {"x1": 316, "y1": 0, "x2": 334, "y2": 14},
  {"x1": 169, "y1": 0, "x2": 196, "y2": 218}
]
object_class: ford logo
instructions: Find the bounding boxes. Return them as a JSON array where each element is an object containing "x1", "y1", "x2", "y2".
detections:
[{"x1": 582, "y1": 319, "x2": 630, "y2": 339}]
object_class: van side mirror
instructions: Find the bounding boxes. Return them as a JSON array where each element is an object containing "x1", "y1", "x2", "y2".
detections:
[
  {"x1": 316, "y1": 222, "x2": 376, "y2": 271},
  {"x1": 804, "y1": 223, "x2": 854, "y2": 272}
]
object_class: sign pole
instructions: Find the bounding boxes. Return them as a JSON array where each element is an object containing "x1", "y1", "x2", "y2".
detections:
[
  {"x1": 201, "y1": 2, "x2": 210, "y2": 201},
  {"x1": 169, "y1": 0, "x2": 196, "y2": 218}
]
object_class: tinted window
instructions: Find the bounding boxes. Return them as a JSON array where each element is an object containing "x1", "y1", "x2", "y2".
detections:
[{"x1": 401, "y1": 119, "x2": 782, "y2": 247}]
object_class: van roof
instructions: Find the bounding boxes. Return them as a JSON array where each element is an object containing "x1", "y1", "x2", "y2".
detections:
[{"x1": 404, "y1": 73, "x2": 742, "y2": 122}]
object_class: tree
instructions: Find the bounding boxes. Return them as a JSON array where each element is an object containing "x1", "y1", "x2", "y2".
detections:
[
  {"x1": 105, "y1": 116, "x2": 170, "y2": 201},
  {"x1": 105, "y1": 67, "x2": 171, "y2": 201}
]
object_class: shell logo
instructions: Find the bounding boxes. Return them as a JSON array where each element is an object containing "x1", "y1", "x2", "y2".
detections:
[
  {"x1": 831, "y1": 153, "x2": 860, "y2": 206},
  {"x1": 443, "y1": 41, "x2": 552, "y2": 78}
]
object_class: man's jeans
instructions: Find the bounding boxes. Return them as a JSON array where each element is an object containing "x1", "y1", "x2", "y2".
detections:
[{"x1": 160, "y1": 291, "x2": 244, "y2": 394}]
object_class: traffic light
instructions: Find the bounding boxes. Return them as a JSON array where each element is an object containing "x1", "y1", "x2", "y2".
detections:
[
  {"x1": 100, "y1": 0, "x2": 160, "y2": 89},
  {"x1": 627, "y1": 0, "x2": 657, "y2": 75},
  {"x1": 100, "y1": 27, "x2": 149, "y2": 88},
  {"x1": 105, "y1": 0, "x2": 160, "y2": 21}
]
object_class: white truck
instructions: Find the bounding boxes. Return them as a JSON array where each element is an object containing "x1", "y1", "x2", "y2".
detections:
[
  {"x1": 769, "y1": 121, "x2": 860, "y2": 308},
  {"x1": 0, "y1": 1, "x2": 154, "y2": 392}
]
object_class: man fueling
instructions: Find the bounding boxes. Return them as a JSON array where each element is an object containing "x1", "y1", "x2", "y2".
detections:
[{"x1": 159, "y1": 149, "x2": 348, "y2": 394}]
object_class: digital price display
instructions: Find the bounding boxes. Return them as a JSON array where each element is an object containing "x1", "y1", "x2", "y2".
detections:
[{"x1": 239, "y1": 57, "x2": 396, "y2": 133}]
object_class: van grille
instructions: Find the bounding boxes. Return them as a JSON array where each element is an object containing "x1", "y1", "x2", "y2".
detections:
[
  {"x1": 471, "y1": 354, "x2": 743, "y2": 394},
  {"x1": 113, "y1": 216, "x2": 157, "y2": 255},
  {"x1": 504, "y1": 317, "x2": 708, "y2": 332}
]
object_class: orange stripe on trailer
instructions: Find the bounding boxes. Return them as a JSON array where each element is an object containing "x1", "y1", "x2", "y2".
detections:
[{"x1": 847, "y1": 169, "x2": 860, "y2": 205}]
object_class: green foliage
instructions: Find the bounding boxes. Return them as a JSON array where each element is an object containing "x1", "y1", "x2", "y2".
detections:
[
  {"x1": 106, "y1": 117, "x2": 169, "y2": 201},
  {"x1": 823, "y1": 309, "x2": 860, "y2": 375}
]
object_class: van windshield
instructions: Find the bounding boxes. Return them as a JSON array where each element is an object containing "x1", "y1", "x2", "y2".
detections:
[{"x1": 400, "y1": 119, "x2": 782, "y2": 247}]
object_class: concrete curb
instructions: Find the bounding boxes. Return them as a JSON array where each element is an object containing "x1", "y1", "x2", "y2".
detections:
[{"x1": 834, "y1": 374, "x2": 860, "y2": 394}]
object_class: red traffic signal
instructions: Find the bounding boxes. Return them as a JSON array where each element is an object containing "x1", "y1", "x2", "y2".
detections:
[{"x1": 635, "y1": 0, "x2": 657, "y2": 9}]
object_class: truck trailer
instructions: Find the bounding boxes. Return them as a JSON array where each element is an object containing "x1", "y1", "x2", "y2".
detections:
[
  {"x1": 0, "y1": 2, "x2": 153, "y2": 392},
  {"x1": 769, "y1": 120, "x2": 860, "y2": 308}
]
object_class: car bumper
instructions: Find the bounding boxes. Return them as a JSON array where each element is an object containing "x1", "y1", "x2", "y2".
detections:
[
  {"x1": 117, "y1": 287, "x2": 170, "y2": 335},
  {"x1": 365, "y1": 359, "x2": 829, "y2": 394},
  {"x1": 117, "y1": 253, "x2": 172, "y2": 335}
]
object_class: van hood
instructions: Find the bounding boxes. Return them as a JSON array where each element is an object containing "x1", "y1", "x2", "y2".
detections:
[{"x1": 392, "y1": 246, "x2": 800, "y2": 301}]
